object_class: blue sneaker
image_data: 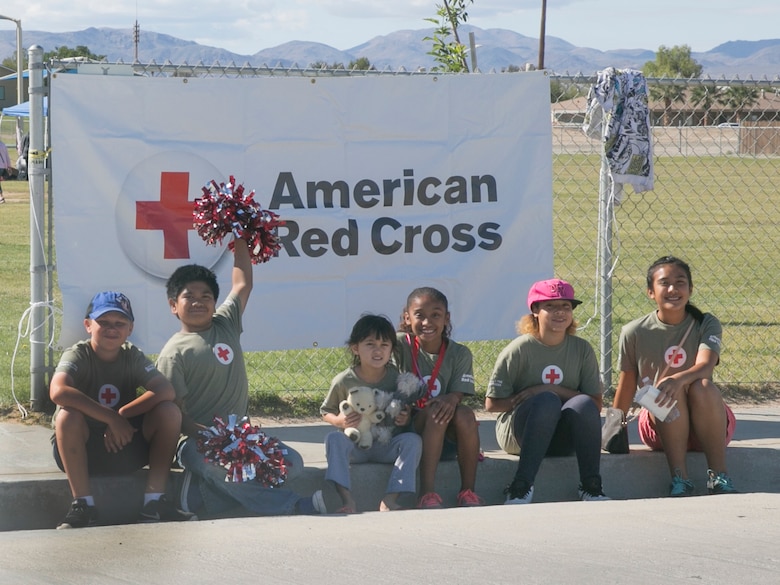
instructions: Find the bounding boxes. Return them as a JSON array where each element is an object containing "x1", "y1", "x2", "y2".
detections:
[
  {"x1": 669, "y1": 471, "x2": 694, "y2": 497},
  {"x1": 707, "y1": 469, "x2": 738, "y2": 495}
]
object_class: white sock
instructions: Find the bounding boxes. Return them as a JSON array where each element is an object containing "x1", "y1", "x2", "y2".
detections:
[
  {"x1": 144, "y1": 492, "x2": 164, "y2": 505},
  {"x1": 81, "y1": 495, "x2": 95, "y2": 507}
]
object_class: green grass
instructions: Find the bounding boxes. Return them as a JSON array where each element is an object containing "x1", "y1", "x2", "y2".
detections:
[{"x1": 3, "y1": 152, "x2": 780, "y2": 419}]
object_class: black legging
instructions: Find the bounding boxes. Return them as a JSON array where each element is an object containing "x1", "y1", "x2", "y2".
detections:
[{"x1": 511, "y1": 391, "x2": 602, "y2": 485}]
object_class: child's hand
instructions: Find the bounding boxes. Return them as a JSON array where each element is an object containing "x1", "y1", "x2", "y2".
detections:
[
  {"x1": 104, "y1": 415, "x2": 136, "y2": 453},
  {"x1": 341, "y1": 410, "x2": 362, "y2": 429},
  {"x1": 656, "y1": 377, "x2": 684, "y2": 407},
  {"x1": 393, "y1": 405, "x2": 411, "y2": 427},
  {"x1": 428, "y1": 394, "x2": 459, "y2": 425}
]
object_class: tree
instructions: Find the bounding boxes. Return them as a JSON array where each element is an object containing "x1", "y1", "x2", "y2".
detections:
[
  {"x1": 423, "y1": 0, "x2": 474, "y2": 73},
  {"x1": 643, "y1": 45, "x2": 703, "y2": 125},
  {"x1": 550, "y1": 79, "x2": 583, "y2": 103},
  {"x1": 43, "y1": 45, "x2": 106, "y2": 61},
  {"x1": 716, "y1": 86, "x2": 760, "y2": 123},
  {"x1": 309, "y1": 60, "x2": 345, "y2": 69},
  {"x1": 2, "y1": 51, "x2": 26, "y2": 71},
  {"x1": 348, "y1": 57, "x2": 373, "y2": 71},
  {"x1": 689, "y1": 85, "x2": 718, "y2": 126}
]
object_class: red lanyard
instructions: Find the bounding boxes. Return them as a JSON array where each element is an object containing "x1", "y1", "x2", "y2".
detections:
[{"x1": 408, "y1": 334, "x2": 447, "y2": 408}]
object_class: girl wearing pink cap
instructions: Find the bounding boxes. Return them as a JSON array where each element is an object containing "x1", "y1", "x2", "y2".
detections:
[
  {"x1": 485, "y1": 278, "x2": 609, "y2": 504},
  {"x1": 612, "y1": 256, "x2": 737, "y2": 497}
]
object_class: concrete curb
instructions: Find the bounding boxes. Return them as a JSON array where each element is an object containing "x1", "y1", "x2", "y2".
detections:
[{"x1": 2, "y1": 407, "x2": 779, "y2": 531}]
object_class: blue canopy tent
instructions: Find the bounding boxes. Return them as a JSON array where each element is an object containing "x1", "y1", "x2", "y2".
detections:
[
  {"x1": 0, "y1": 97, "x2": 47, "y2": 179},
  {"x1": 2, "y1": 97, "x2": 48, "y2": 117}
]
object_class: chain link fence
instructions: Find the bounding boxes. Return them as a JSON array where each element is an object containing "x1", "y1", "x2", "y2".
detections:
[
  {"x1": 27, "y1": 64, "x2": 780, "y2": 412},
  {"x1": 234, "y1": 72, "x2": 780, "y2": 408}
]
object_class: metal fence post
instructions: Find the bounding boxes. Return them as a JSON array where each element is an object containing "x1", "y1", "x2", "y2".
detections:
[
  {"x1": 598, "y1": 154, "x2": 613, "y2": 392},
  {"x1": 28, "y1": 45, "x2": 47, "y2": 411}
]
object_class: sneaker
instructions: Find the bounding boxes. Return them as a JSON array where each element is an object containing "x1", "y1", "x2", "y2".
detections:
[
  {"x1": 179, "y1": 469, "x2": 203, "y2": 514},
  {"x1": 578, "y1": 476, "x2": 611, "y2": 501},
  {"x1": 296, "y1": 490, "x2": 327, "y2": 515},
  {"x1": 707, "y1": 469, "x2": 738, "y2": 495},
  {"x1": 417, "y1": 492, "x2": 444, "y2": 509},
  {"x1": 139, "y1": 494, "x2": 198, "y2": 523},
  {"x1": 57, "y1": 498, "x2": 98, "y2": 529},
  {"x1": 456, "y1": 489, "x2": 484, "y2": 507},
  {"x1": 503, "y1": 478, "x2": 534, "y2": 505},
  {"x1": 669, "y1": 470, "x2": 695, "y2": 497},
  {"x1": 311, "y1": 489, "x2": 327, "y2": 514}
]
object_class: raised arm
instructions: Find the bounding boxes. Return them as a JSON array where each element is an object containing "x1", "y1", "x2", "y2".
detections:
[{"x1": 230, "y1": 238, "x2": 253, "y2": 313}]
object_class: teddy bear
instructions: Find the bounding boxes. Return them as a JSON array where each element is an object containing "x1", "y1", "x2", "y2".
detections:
[
  {"x1": 339, "y1": 386, "x2": 386, "y2": 449},
  {"x1": 371, "y1": 372, "x2": 427, "y2": 445}
]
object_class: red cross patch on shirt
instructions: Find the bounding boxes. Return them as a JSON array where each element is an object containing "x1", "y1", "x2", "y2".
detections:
[
  {"x1": 664, "y1": 345, "x2": 687, "y2": 369},
  {"x1": 542, "y1": 365, "x2": 563, "y2": 385},
  {"x1": 421, "y1": 375, "x2": 442, "y2": 399},
  {"x1": 213, "y1": 343, "x2": 234, "y2": 365},
  {"x1": 98, "y1": 384, "x2": 121, "y2": 408}
]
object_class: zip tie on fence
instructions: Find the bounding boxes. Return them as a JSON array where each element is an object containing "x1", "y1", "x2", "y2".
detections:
[{"x1": 10, "y1": 301, "x2": 62, "y2": 419}]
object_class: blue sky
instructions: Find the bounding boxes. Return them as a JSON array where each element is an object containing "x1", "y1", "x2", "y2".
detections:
[{"x1": 1, "y1": 1, "x2": 778, "y2": 56}]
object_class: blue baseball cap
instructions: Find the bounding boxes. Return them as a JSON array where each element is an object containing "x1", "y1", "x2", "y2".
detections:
[{"x1": 85, "y1": 291, "x2": 135, "y2": 322}]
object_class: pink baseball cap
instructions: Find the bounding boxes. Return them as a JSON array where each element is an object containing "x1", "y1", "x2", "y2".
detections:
[{"x1": 527, "y1": 279, "x2": 581, "y2": 310}]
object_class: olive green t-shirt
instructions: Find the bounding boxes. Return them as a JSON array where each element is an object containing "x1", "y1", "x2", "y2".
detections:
[
  {"x1": 487, "y1": 334, "x2": 601, "y2": 455},
  {"x1": 156, "y1": 293, "x2": 248, "y2": 429}
]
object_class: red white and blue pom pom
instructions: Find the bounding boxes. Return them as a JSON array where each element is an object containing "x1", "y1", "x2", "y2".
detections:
[
  {"x1": 196, "y1": 414, "x2": 288, "y2": 487},
  {"x1": 193, "y1": 175, "x2": 284, "y2": 264}
]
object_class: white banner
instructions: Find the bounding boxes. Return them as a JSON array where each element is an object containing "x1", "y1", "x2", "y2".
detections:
[{"x1": 51, "y1": 72, "x2": 554, "y2": 353}]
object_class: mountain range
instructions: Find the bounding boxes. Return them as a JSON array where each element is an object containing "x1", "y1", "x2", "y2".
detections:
[{"x1": 1, "y1": 25, "x2": 779, "y2": 78}]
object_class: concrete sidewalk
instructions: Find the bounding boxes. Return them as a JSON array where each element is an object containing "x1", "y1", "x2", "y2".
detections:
[
  {"x1": 2, "y1": 494, "x2": 780, "y2": 584},
  {"x1": 2, "y1": 405, "x2": 780, "y2": 531}
]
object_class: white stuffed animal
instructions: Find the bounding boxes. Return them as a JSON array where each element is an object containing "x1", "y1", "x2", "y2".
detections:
[{"x1": 339, "y1": 386, "x2": 386, "y2": 449}]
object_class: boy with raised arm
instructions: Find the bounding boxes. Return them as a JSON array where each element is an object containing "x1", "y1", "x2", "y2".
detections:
[{"x1": 156, "y1": 239, "x2": 325, "y2": 516}]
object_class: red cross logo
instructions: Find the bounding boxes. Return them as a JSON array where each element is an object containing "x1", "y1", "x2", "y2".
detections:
[
  {"x1": 421, "y1": 375, "x2": 441, "y2": 398},
  {"x1": 214, "y1": 343, "x2": 234, "y2": 365},
  {"x1": 99, "y1": 384, "x2": 120, "y2": 408},
  {"x1": 136, "y1": 172, "x2": 195, "y2": 259},
  {"x1": 665, "y1": 346, "x2": 687, "y2": 368},
  {"x1": 542, "y1": 365, "x2": 563, "y2": 385}
]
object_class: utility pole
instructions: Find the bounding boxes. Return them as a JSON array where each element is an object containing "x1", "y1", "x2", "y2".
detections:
[
  {"x1": 133, "y1": 20, "x2": 140, "y2": 62},
  {"x1": 538, "y1": 0, "x2": 547, "y2": 70}
]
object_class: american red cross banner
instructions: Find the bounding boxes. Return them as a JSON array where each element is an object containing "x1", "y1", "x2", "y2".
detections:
[{"x1": 51, "y1": 72, "x2": 554, "y2": 352}]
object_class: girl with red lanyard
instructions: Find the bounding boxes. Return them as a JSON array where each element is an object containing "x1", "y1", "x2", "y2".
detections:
[{"x1": 396, "y1": 287, "x2": 483, "y2": 509}]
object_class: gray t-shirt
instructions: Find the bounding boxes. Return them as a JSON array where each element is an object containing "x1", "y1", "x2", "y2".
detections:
[
  {"x1": 619, "y1": 311, "x2": 722, "y2": 389},
  {"x1": 395, "y1": 333, "x2": 475, "y2": 400},
  {"x1": 156, "y1": 293, "x2": 248, "y2": 429},
  {"x1": 487, "y1": 333, "x2": 601, "y2": 455},
  {"x1": 320, "y1": 365, "x2": 401, "y2": 416},
  {"x1": 54, "y1": 340, "x2": 160, "y2": 429}
]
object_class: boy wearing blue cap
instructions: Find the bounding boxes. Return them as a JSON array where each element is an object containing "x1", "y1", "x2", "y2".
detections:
[{"x1": 50, "y1": 291, "x2": 194, "y2": 528}]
